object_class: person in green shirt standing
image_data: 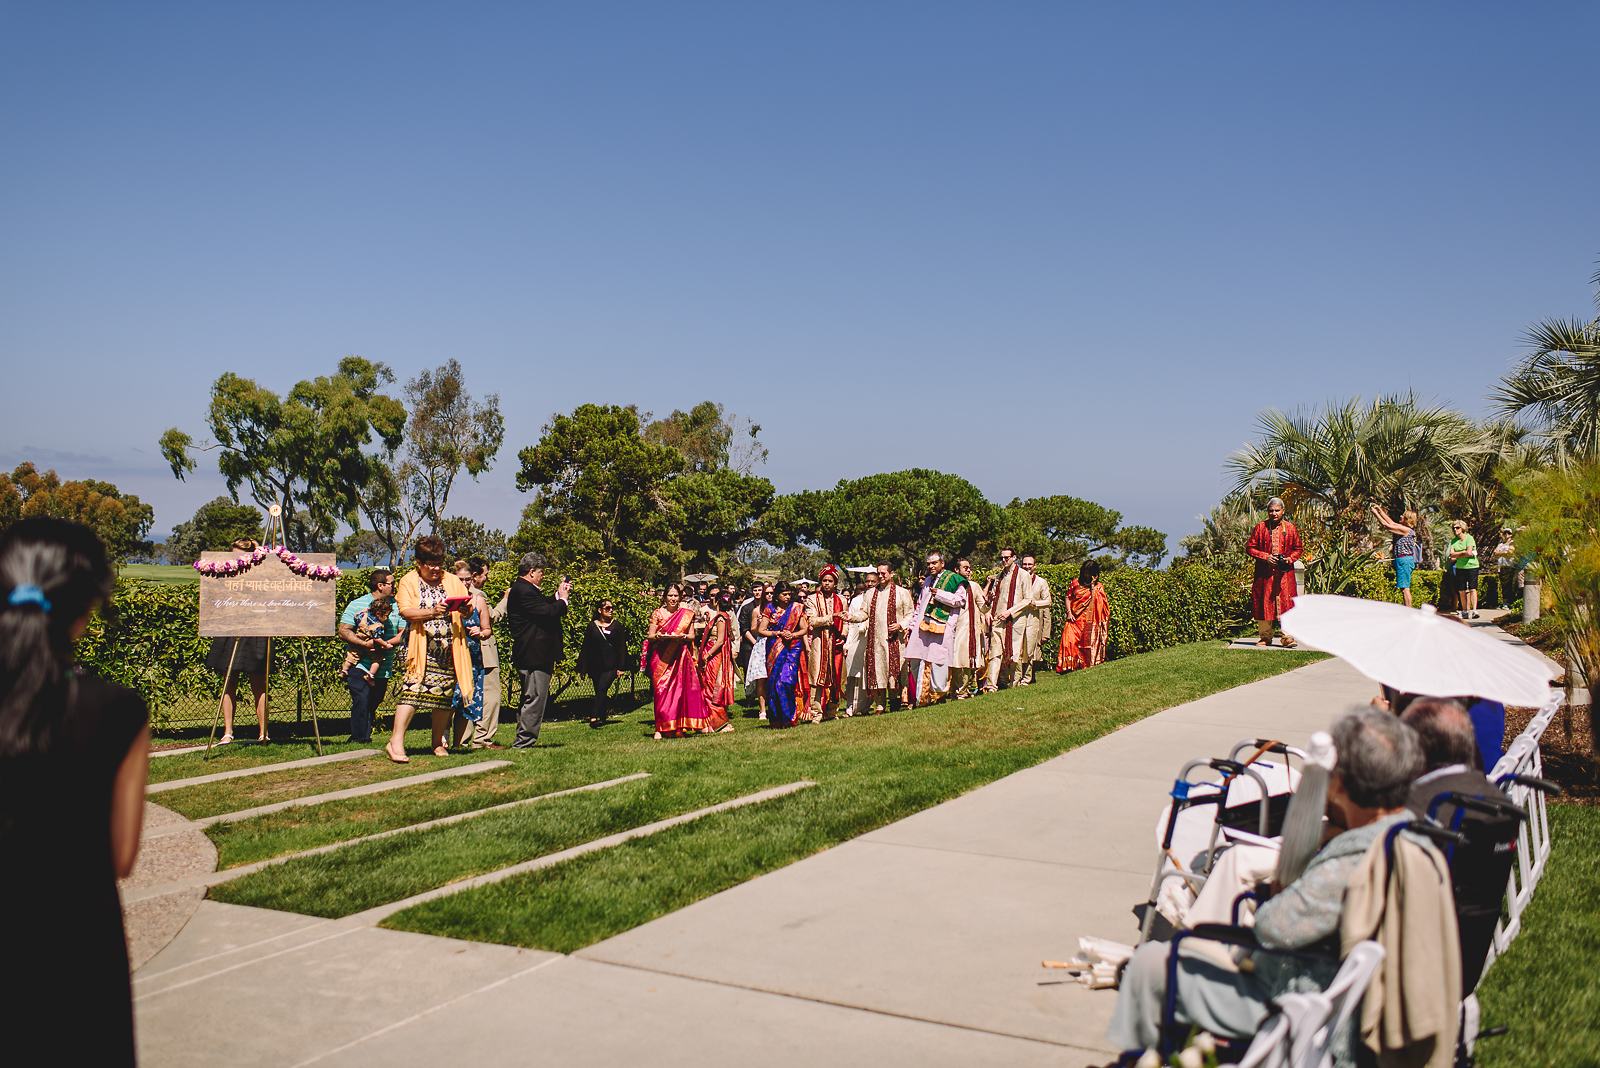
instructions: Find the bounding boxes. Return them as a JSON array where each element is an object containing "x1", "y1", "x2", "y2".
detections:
[{"x1": 1448, "y1": 519, "x2": 1481, "y2": 619}]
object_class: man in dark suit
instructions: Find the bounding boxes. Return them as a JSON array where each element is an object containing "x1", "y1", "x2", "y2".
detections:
[{"x1": 508, "y1": 552, "x2": 570, "y2": 748}]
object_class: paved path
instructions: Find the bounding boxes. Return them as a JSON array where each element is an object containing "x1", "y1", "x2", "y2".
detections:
[{"x1": 134, "y1": 654, "x2": 1375, "y2": 1067}]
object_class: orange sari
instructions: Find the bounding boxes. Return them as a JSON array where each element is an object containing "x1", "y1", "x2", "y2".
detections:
[
  {"x1": 698, "y1": 609, "x2": 736, "y2": 731},
  {"x1": 1056, "y1": 579, "x2": 1110, "y2": 672}
]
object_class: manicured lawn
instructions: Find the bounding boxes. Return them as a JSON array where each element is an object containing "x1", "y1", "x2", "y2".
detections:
[
  {"x1": 204, "y1": 641, "x2": 1322, "y2": 948},
  {"x1": 120, "y1": 563, "x2": 200, "y2": 585},
  {"x1": 1475, "y1": 802, "x2": 1600, "y2": 1068}
]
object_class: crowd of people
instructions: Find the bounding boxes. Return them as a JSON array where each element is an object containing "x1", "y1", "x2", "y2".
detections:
[
  {"x1": 323, "y1": 542, "x2": 1116, "y2": 750},
  {"x1": 637, "y1": 548, "x2": 1112, "y2": 739}
]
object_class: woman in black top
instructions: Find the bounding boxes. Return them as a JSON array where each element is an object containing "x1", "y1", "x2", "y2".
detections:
[
  {"x1": 575, "y1": 600, "x2": 630, "y2": 726},
  {"x1": 0, "y1": 518, "x2": 150, "y2": 1066}
]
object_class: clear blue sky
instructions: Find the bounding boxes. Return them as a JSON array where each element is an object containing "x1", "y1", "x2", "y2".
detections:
[{"x1": 3, "y1": 2, "x2": 1597, "y2": 552}]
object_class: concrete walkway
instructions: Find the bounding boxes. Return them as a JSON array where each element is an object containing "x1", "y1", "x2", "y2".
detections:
[{"x1": 134, "y1": 654, "x2": 1376, "y2": 1067}]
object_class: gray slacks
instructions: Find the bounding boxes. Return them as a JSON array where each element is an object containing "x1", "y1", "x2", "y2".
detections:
[
  {"x1": 471, "y1": 663, "x2": 502, "y2": 746},
  {"x1": 512, "y1": 668, "x2": 551, "y2": 748}
]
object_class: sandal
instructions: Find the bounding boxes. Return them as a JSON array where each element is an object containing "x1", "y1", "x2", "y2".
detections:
[
  {"x1": 433, "y1": 746, "x2": 450, "y2": 757},
  {"x1": 216, "y1": 734, "x2": 233, "y2": 746},
  {"x1": 385, "y1": 745, "x2": 410, "y2": 764}
]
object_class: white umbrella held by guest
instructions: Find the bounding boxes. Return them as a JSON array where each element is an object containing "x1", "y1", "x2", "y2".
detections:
[{"x1": 1279, "y1": 595, "x2": 1558, "y2": 706}]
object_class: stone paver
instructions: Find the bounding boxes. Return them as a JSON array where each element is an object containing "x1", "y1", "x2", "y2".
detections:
[{"x1": 134, "y1": 653, "x2": 1374, "y2": 1066}]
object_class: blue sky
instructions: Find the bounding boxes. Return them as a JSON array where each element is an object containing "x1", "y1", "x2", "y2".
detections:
[{"x1": 3, "y1": 2, "x2": 1597, "y2": 553}]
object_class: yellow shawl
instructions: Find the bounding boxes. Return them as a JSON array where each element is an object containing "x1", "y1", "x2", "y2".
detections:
[{"x1": 395, "y1": 570, "x2": 475, "y2": 702}]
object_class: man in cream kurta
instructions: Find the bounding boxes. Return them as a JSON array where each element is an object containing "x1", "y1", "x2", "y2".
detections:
[
  {"x1": 948, "y1": 557, "x2": 987, "y2": 697},
  {"x1": 1017, "y1": 555, "x2": 1051, "y2": 686},
  {"x1": 847, "y1": 562, "x2": 915, "y2": 713},
  {"x1": 841, "y1": 582, "x2": 871, "y2": 716},
  {"x1": 984, "y1": 550, "x2": 1045, "y2": 691}
]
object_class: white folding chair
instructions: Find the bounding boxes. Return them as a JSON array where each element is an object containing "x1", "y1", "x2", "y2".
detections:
[{"x1": 1273, "y1": 941, "x2": 1385, "y2": 1068}]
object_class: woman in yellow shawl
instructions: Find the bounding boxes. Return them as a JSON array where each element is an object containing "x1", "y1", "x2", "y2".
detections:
[{"x1": 385, "y1": 535, "x2": 475, "y2": 763}]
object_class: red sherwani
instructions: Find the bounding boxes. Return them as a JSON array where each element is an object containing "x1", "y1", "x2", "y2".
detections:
[{"x1": 1247, "y1": 520, "x2": 1303, "y2": 621}]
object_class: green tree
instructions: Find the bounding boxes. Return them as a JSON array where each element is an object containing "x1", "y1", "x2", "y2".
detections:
[
  {"x1": 1510, "y1": 459, "x2": 1600, "y2": 757},
  {"x1": 663, "y1": 468, "x2": 775, "y2": 576},
  {"x1": 435, "y1": 516, "x2": 510, "y2": 562},
  {"x1": 1003, "y1": 495, "x2": 1167, "y2": 567},
  {"x1": 1178, "y1": 494, "x2": 1261, "y2": 568},
  {"x1": 513, "y1": 404, "x2": 685, "y2": 578},
  {"x1": 764, "y1": 469, "x2": 998, "y2": 573},
  {"x1": 337, "y1": 529, "x2": 390, "y2": 567},
  {"x1": 160, "y1": 356, "x2": 406, "y2": 551},
  {"x1": 361, "y1": 359, "x2": 505, "y2": 562},
  {"x1": 164, "y1": 496, "x2": 265, "y2": 562},
  {"x1": 643, "y1": 400, "x2": 767, "y2": 474},
  {"x1": 0, "y1": 463, "x2": 155, "y2": 561},
  {"x1": 1494, "y1": 261, "x2": 1600, "y2": 463}
]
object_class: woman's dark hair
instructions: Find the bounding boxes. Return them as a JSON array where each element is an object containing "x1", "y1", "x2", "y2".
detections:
[
  {"x1": 662, "y1": 583, "x2": 684, "y2": 605},
  {"x1": 592, "y1": 601, "x2": 615, "y2": 620},
  {"x1": 467, "y1": 556, "x2": 488, "y2": 575},
  {"x1": 1078, "y1": 559, "x2": 1101, "y2": 584},
  {"x1": 0, "y1": 518, "x2": 114, "y2": 755},
  {"x1": 414, "y1": 535, "x2": 447, "y2": 565},
  {"x1": 772, "y1": 580, "x2": 793, "y2": 599}
]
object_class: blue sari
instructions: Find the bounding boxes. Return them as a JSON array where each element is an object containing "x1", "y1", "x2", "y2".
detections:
[
  {"x1": 765, "y1": 604, "x2": 809, "y2": 728},
  {"x1": 452, "y1": 605, "x2": 486, "y2": 722}
]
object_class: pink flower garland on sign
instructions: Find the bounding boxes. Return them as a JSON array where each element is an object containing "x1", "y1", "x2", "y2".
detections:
[{"x1": 192, "y1": 545, "x2": 341, "y2": 580}]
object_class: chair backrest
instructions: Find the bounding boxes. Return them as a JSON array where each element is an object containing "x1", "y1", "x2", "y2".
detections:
[{"x1": 1276, "y1": 941, "x2": 1386, "y2": 1068}]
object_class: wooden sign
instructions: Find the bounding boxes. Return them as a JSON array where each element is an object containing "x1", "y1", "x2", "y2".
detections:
[{"x1": 198, "y1": 552, "x2": 338, "y2": 637}]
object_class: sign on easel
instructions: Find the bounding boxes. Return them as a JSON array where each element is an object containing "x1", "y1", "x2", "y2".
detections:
[{"x1": 198, "y1": 551, "x2": 338, "y2": 637}]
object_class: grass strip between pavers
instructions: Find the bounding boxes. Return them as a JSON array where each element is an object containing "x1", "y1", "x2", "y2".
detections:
[
  {"x1": 1474, "y1": 802, "x2": 1600, "y2": 1068},
  {"x1": 210, "y1": 641, "x2": 1320, "y2": 947}
]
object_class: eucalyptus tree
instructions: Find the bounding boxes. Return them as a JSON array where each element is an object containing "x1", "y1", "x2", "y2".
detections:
[{"x1": 1494, "y1": 262, "x2": 1600, "y2": 463}]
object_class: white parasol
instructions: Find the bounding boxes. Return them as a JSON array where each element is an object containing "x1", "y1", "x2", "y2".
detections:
[
  {"x1": 1279, "y1": 595, "x2": 1559, "y2": 706},
  {"x1": 844, "y1": 565, "x2": 876, "y2": 574},
  {"x1": 682, "y1": 573, "x2": 718, "y2": 584}
]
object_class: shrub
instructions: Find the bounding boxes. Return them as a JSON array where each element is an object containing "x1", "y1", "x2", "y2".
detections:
[{"x1": 1028, "y1": 562, "x2": 1250, "y2": 663}]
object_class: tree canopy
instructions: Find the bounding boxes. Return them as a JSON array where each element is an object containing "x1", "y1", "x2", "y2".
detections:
[
  {"x1": 0, "y1": 463, "x2": 155, "y2": 561},
  {"x1": 1002, "y1": 495, "x2": 1168, "y2": 567},
  {"x1": 164, "y1": 496, "x2": 264, "y2": 562},
  {"x1": 160, "y1": 356, "x2": 405, "y2": 551}
]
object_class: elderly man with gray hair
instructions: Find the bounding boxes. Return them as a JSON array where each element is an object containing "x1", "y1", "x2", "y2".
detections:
[
  {"x1": 1246, "y1": 496, "x2": 1303, "y2": 647},
  {"x1": 1108, "y1": 710, "x2": 1424, "y2": 1055},
  {"x1": 507, "y1": 552, "x2": 570, "y2": 748}
]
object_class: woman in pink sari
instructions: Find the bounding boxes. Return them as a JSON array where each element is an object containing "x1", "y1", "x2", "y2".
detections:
[{"x1": 644, "y1": 584, "x2": 707, "y2": 739}]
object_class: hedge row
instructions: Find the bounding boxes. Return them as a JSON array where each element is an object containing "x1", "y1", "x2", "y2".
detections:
[
  {"x1": 78, "y1": 565, "x2": 655, "y2": 730},
  {"x1": 1028, "y1": 562, "x2": 1251, "y2": 664}
]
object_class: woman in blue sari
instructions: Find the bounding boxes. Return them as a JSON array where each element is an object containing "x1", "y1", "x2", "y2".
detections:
[
  {"x1": 756, "y1": 581, "x2": 811, "y2": 727},
  {"x1": 450, "y1": 560, "x2": 490, "y2": 748}
]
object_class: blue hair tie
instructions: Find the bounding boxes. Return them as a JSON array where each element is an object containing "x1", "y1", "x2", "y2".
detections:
[{"x1": 7, "y1": 585, "x2": 52, "y2": 614}]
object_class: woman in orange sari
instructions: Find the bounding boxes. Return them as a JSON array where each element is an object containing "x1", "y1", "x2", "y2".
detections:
[
  {"x1": 644, "y1": 585, "x2": 707, "y2": 739},
  {"x1": 698, "y1": 588, "x2": 737, "y2": 733},
  {"x1": 1056, "y1": 560, "x2": 1111, "y2": 673}
]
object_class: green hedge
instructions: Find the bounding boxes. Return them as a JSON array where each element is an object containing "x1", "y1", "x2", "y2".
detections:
[
  {"x1": 1027, "y1": 562, "x2": 1251, "y2": 664},
  {"x1": 77, "y1": 565, "x2": 655, "y2": 731}
]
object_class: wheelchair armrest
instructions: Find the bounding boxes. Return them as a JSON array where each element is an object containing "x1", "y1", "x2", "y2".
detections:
[{"x1": 1496, "y1": 773, "x2": 1561, "y2": 796}]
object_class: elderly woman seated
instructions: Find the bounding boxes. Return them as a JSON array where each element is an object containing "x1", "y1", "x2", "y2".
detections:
[{"x1": 1108, "y1": 710, "x2": 1424, "y2": 1052}]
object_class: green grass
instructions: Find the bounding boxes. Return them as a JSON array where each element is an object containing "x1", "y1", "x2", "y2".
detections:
[
  {"x1": 120, "y1": 563, "x2": 200, "y2": 585},
  {"x1": 198, "y1": 641, "x2": 1321, "y2": 948},
  {"x1": 1475, "y1": 803, "x2": 1600, "y2": 1068},
  {"x1": 153, "y1": 748, "x2": 509, "y2": 820}
]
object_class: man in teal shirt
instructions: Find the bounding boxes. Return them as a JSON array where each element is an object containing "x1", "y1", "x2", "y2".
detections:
[{"x1": 339, "y1": 570, "x2": 400, "y2": 742}]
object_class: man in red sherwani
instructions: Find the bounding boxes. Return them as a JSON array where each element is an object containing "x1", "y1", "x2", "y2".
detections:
[{"x1": 1246, "y1": 497, "x2": 1303, "y2": 647}]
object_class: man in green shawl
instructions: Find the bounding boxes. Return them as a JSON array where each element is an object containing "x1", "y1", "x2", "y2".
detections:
[{"x1": 904, "y1": 550, "x2": 970, "y2": 705}]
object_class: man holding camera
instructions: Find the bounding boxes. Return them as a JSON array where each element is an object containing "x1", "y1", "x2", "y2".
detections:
[{"x1": 508, "y1": 551, "x2": 571, "y2": 748}]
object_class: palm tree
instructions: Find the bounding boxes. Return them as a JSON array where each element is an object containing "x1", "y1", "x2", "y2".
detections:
[
  {"x1": 1227, "y1": 395, "x2": 1489, "y2": 539},
  {"x1": 1494, "y1": 262, "x2": 1600, "y2": 463}
]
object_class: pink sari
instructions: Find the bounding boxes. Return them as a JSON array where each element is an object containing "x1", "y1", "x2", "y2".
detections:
[{"x1": 644, "y1": 607, "x2": 707, "y2": 734}]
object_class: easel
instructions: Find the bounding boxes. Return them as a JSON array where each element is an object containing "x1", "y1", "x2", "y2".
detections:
[{"x1": 204, "y1": 504, "x2": 326, "y2": 758}]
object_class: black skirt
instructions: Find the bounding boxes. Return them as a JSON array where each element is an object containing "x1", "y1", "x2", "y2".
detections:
[{"x1": 206, "y1": 636, "x2": 270, "y2": 676}]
